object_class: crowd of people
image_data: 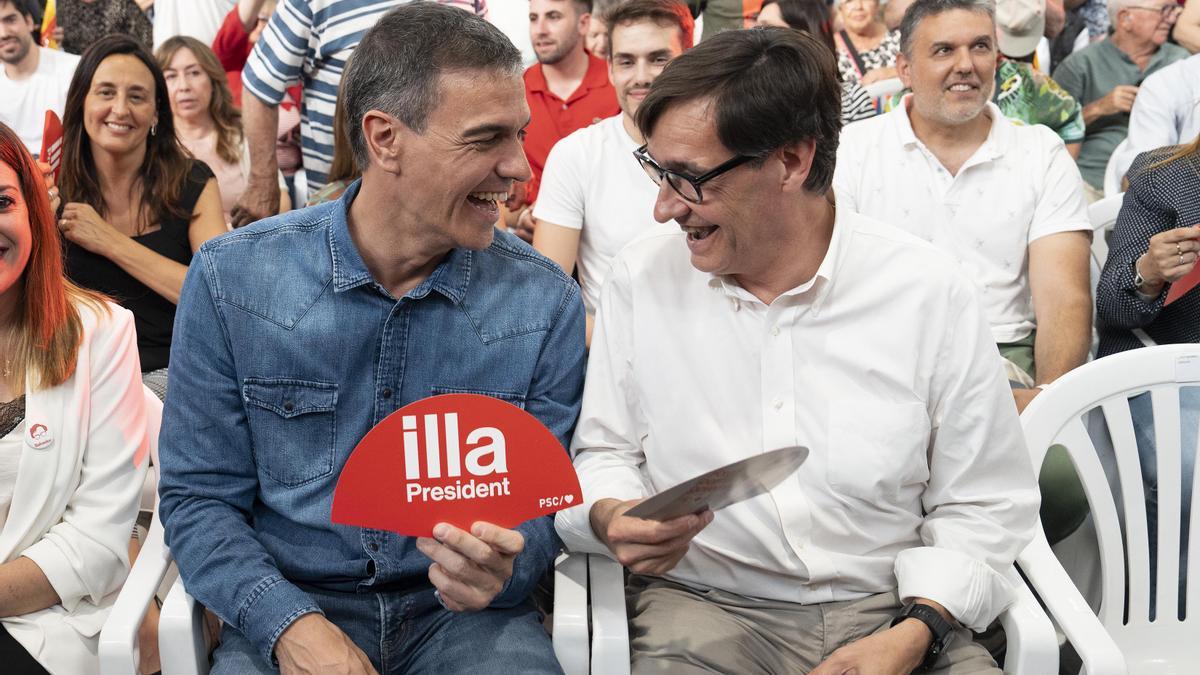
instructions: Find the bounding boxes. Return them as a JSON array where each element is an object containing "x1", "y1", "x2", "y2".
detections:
[{"x1": 0, "y1": 0, "x2": 1198, "y2": 672}]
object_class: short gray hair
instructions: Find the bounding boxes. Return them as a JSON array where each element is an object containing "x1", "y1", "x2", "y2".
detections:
[
  {"x1": 343, "y1": 2, "x2": 523, "y2": 169},
  {"x1": 1106, "y1": 0, "x2": 1135, "y2": 29},
  {"x1": 899, "y1": 0, "x2": 995, "y2": 57}
]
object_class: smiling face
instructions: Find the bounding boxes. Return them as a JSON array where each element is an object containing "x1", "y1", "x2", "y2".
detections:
[
  {"x1": 609, "y1": 18, "x2": 686, "y2": 121},
  {"x1": 83, "y1": 54, "x2": 159, "y2": 158},
  {"x1": 645, "y1": 97, "x2": 781, "y2": 278},
  {"x1": 1119, "y1": 0, "x2": 1178, "y2": 46},
  {"x1": 163, "y1": 47, "x2": 213, "y2": 125},
  {"x1": 0, "y1": 2, "x2": 34, "y2": 67},
  {"x1": 0, "y1": 160, "x2": 32, "y2": 307},
  {"x1": 529, "y1": 0, "x2": 588, "y2": 65},
  {"x1": 394, "y1": 68, "x2": 532, "y2": 251},
  {"x1": 898, "y1": 8, "x2": 996, "y2": 128}
]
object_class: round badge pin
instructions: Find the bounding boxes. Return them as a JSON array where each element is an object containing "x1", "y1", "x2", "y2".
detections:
[{"x1": 27, "y1": 423, "x2": 53, "y2": 450}]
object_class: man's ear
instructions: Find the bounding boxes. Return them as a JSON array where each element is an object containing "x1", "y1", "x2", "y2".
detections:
[
  {"x1": 579, "y1": 11, "x2": 591, "y2": 36},
  {"x1": 362, "y1": 110, "x2": 404, "y2": 174},
  {"x1": 896, "y1": 51, "x2": 913, "y2": 89},
  {"x1": 777, "y1": 139, "x2": 817, "y2": 194}
]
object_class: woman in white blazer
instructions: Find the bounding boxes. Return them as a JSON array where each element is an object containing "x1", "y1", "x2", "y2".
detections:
[{"x1": 0, "y1": 121, "x2": 149, "y2": 674}]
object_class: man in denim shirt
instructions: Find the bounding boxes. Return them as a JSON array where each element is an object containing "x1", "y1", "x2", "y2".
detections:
[{"x1": 157, "y1": 5, "x2": 586, "y2": 673}]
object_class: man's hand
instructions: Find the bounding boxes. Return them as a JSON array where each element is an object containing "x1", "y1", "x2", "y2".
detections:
[
  {"x1": 589, "y1": 498, "x2": 713, "y2": 576},
  {"x1": 274, "y1": 613, "x2": 378, "y2": 675},
  {"x1": 1097, "y1": 85, "x2": 1139, "y2": 116},
  {"x1": 809, "y1": 618, "x2": 931, "y2": 675},
  {"x1": 230, "y1": 175, "x2": 281, "y2": 228},
  {"x1": 415, "y1": 522, "x2": 524, "y2": 612},
  {"x1": 1013, "y1": 387, "x2": 1041, "y2": 414}
]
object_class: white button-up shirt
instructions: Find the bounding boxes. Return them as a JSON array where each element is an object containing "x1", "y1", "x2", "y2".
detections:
[
  {"x1": 555, "y1": 211, "x2": 1040, "y2": 631},
  {"x1": 834, "y1": 99, "x2": 1091, "y2": 344},
  {"x1": 1111, "y1": 54, "x2": 1200, "y2": 183}
]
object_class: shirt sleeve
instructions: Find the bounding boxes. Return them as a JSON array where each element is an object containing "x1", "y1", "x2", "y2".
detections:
[
  {"x1": 532, "y1": 133, "x2": 588, "y2": 230},
  {"x1": 1051, "y1": 56, "x2": 1086, "y2": 104},
  {"x1": 832, "y1": 127, "x2": 865, "y2": 214},
  {"x1": 212, "y1": 7, "x2": 253, "y2": 74},
  {"x1": 1116, "y1": 76, "x2": 1179, "y2": 181},
  {"x1": 158, "y1": 260, "x2": 322, "y2": 663},
  {"x1": 491, "y1": 277, "x2": 587, "y2": 607},
  {"x1": 1095, "y1": 155, "x2": 1171, "y2": 331},
  {"x1": 894, "y1": 281, "x2": 1041, "y2": 631},
  {"x1": 554, "y1": 256, "x2": 651, "y2": 555},
  {"x1": 22, "y1": 306, "x2": 149, "y2": 611},
  {"x1": 242, "y1": 0, "x2": 313, "y2": 107},
  {"x1": 1029, "y1": 130, "x2": 1093, "y2": 242}
]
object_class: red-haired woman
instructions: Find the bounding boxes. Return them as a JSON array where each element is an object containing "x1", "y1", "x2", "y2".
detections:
[{"x1": 0, "y1": 120, "x2": 148, "y2": 674}]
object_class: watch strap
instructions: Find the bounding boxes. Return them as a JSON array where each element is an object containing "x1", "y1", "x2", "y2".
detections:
[{"x1": 890, "y1": 603, "x2": 954, "y2": 670}]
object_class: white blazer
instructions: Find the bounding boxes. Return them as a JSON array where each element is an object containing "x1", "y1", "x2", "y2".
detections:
[{"x1": 0, "y1": 301, "x2": 149, "y2": 675}]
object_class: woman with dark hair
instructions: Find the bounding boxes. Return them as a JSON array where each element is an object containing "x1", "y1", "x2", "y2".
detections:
[
  {"x1": 0, "y1": 120, "x2": 148, "y2": 674},
  {"x1": 57, "y1": 34, "x2": 226, "y2": 398},
  {"x1": 756, "y1": 0, "x2": 877, "y2": 124},
  {"x1": 157, "y1": 36, "x2": 290, "y2": 224}
]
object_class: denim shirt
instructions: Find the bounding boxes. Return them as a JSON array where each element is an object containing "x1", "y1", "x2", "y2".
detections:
[{"x1": 158, "y1": 180, "x2": 586, "y2": 662}]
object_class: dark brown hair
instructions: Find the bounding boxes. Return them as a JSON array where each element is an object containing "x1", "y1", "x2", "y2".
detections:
[
  {"x1": 60, "y1": 34, "x2": 195, "y2": 233},
  {"x1": 0, "y1": 122, "x2": 106, "y2": 390},
  {"x1": 604, "y1": 0, "x2": 695, "y2": 53},
  {"x1": 636, "y1": 26, "x2": 842, "y2": 194},
  {"x1": 156, "y1": 36, "x2": 244, "y2": 166}
]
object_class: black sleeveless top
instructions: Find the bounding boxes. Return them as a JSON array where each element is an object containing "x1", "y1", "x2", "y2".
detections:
[{"x1": 64, "y1": 161, "x2": 214, "y2": 372}]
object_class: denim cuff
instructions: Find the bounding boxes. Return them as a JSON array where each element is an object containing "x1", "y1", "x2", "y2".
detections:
[{"x1": 235, "y1": 575, "x2": 324, "y2": 664}]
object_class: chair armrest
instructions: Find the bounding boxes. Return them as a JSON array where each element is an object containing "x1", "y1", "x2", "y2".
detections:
[
  {"x1": 552, "y1": 552, "x2": 589, "y2": 675},
  {"x1": 588, "y1": 554, "x2": 629, "y2": 675},
  {"x1": 99, "y1": 517, "x2": 172, "y2": 675},
  {"x1": 999, "y1": 566, "x2": 1059, "y2": 674},
  {"x1": 159, "y1": 575, "x2": 211, "y2": 675},
  {"x1": 1018, "y1": 536, "x2": 1127, "y2": 675}
]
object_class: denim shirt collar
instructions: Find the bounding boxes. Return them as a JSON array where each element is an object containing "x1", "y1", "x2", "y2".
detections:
[{"x1": 327, "y1": 179, "x2": 472, "y2": 305}]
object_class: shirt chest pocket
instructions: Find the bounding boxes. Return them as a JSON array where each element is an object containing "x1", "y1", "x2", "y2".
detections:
[
  {"x1": 826, "y1": 400, "x2": 930, "y2": 501},
  {"x1": 243, "y1": 378, "x2": 338, "y2": 487}
]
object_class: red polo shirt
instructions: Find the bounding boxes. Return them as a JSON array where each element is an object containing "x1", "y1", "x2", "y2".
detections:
[{"x1": 521, "y1": 54, "x2": 620, "y2": 205}]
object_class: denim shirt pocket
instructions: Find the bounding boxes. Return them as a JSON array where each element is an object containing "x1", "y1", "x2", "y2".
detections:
[
  {"x1": 243, "y1": 378, "x2": 339, "y2": 487},
  {"x1": 429, "y1": 385, "x2": 527, "y2": 410}
]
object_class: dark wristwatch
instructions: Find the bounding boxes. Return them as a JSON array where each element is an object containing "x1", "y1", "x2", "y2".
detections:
[{"x1": 890, "y1": 603, "x2": 954, "y2": 671}]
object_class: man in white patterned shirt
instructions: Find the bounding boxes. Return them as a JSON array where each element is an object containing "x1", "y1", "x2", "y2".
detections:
[
  {"x1": 232, "y1": 0, "x2": 487, "y2": 226},
  {"x1": 555, "y1": 25, "x2": 1039, "y2": 675}
]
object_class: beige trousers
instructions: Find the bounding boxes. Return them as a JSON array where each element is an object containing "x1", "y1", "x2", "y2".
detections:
[{"x1": 627, "y1": 576, "x2": 1000, "y2": 675}]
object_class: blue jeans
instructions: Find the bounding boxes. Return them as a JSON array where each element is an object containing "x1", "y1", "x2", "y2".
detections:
[
  {"x1": 210, "y1": 585, "x2": 563, "y2": 674},
  {"x1": 1128, "y1": 387, "x2": 1199, "y2": 615}
]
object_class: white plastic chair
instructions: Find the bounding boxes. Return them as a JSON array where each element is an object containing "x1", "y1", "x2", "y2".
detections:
[
  {"x1": 552, "y1": 554, "x2": 1059, "y2": 673},
  {"x1": 1105, "y1": 139, "x2": 1130, "y2": 198},
  {"x1": 862, "y1": 76, "x2": 905, "y2": 101},
  {"x1": 1088, "y1": 192, "x2": 1123, "y2": 271},
  {"x1": 1018, "y1": 344, "x2": 1200, "y2": 673},
  {"x1": 98, "y1": 386, "x2": 165, "y2": 675}
]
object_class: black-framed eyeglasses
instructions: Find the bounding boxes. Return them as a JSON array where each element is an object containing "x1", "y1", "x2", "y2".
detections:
[
  {"x1": 1126, "y1": 4, "x2": 1183, "y2": 20},
  {"x1": 633, "y1": 144, "x2": 760, "y2": 204}
]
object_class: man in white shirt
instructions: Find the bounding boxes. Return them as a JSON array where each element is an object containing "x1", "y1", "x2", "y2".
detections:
[
  {"x1": 0, "y1": 0, "x2": 80, "y2": 156},
  {"x1": 835, "y1": 0, "x2": 1092, "y2": 416},
  {"x1": 1111, "y1": 53, "x2": 1200, "y2": 184},
  {"x1": 532, "y1": 0, "x2": 693, "y2": 343},
  {"x1": 555, "y1": 25, "x2": 1039, "y2": 675},
  {"x1": 152, "y1": 0, "x2": 236, "y2": 50}
]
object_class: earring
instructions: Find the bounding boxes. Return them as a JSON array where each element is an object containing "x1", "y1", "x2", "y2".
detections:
[{"x1": 150, "y1": 124, "x2": 157, "y2": 136}]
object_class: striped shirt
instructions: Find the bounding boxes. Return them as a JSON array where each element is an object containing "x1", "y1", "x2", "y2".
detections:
[{"x1": 242, "y1": 0, "x2": 488, "y2": 195}]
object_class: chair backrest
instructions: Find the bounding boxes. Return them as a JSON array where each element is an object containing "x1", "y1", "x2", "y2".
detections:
[
  {"x1": 1021, "y1": 345, "x2": 1200, "y2": 670},
  {"x1": 1105, "y1": 139, "x2": 1130, "y2": 198},
  {"x1": 141, "y1": 385, "x2": 162, "y2": 512},
  {"x1": 1088, "y1": 192, "x2": 1123, "y2": 269},
  {"x1": 863, "y1": 77, "x2": 904, "y2": 100}
]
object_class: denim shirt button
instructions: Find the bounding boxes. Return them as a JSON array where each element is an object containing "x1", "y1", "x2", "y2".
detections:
[
  {"x1": 368, "y1": 542, "x2": 380, "y2": 552},
  {"x1": 283, "y1": 400, "x2": 295, "y2": 412},
  {"x1": 381, "y1": 388, "x2": 393, "y2": 400}
]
